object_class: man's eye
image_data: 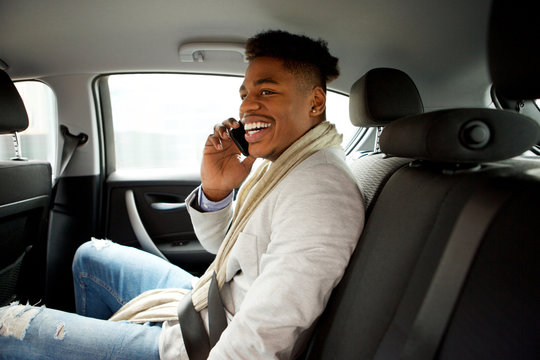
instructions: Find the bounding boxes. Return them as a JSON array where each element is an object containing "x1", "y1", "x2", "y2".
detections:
[{"x1": 261, "y1": 90, "x2": 274, "y2": 95}]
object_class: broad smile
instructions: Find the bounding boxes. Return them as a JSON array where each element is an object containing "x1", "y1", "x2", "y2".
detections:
[{"x1": 244, "y1": 121, "x2": 272, "y2": 136}]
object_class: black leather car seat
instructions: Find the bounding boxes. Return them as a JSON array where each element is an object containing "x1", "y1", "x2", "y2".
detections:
[
  {"x1": 302, "y1": 1, "x2": 540, "y2": 358},
  {"x1": 0, "y1": 70, "x2": 52, "y2": 305},
  {"x1": 305, "y1": 92, "x2": 540, "y2": 360}
]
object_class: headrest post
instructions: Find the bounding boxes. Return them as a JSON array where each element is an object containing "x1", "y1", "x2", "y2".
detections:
[
  {"x1": 10, "y1": 132, "x2": 26, "y2": 161},
  {"x1": 374, "y1": 126, "x2": 383, "y2": 153}
]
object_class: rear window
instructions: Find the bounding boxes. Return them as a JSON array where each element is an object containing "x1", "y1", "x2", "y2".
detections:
[{"x1": 105, "y1": 73, "x2": 354, "y2": 175}]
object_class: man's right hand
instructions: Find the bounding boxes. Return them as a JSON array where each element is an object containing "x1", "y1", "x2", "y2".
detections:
[{"x1": 200, "y1": 118, "x2": 256, "y2": 202}]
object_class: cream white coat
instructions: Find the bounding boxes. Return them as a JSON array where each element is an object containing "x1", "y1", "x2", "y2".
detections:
[{"x1": 159, "y1": 147, "x2": 364, "y2": 359}]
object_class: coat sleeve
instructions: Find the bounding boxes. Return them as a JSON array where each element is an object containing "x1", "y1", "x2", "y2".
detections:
[
  {"x1": 208, "y1": 161, "x2": 365, "y2": 359},
  {"x1": 185, "y1": 188, "x2": 234, "y2": 255}
]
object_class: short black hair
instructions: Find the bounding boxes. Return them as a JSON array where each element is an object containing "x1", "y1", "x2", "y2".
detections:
[{"x1": 245, "y1": 30, "x2": 339, "y2": 91}]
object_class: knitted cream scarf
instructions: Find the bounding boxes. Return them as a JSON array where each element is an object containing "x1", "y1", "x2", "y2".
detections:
[
  {"x1": 109, "y1": 121, "x2": 342, "y2": 322},
  {"x1": 191, "y1": 120, "x2": 342, "y2": 311}
]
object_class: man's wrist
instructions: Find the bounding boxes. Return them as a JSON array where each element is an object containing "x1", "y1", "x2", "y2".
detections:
[
  {"x1": 201, "y1": 186, "x2": 233, "y2": 202},
  {"x1": 197, "y1": 186, "x2": 233, "y2": 212}
]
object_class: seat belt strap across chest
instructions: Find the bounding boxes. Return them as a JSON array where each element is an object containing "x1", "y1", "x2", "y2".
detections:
[{"x1": 178, "y1": 272, "x2": 227, "y2": 359}]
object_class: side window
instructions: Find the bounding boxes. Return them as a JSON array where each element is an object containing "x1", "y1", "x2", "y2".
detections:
[
  {"x1": 105, "y1": 73, "x2": 355, "y2": 175},
  {"x1": 326, "y1": 91, "x2": 356, "y2": 147},
  {"x1": 0, "y1": 81, "x2": 58, "y2": 173}
]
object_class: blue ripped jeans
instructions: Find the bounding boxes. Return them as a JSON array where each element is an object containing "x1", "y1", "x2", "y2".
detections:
[{"x1": 0, "y1": 240, "x2": 196, "y2": 360}]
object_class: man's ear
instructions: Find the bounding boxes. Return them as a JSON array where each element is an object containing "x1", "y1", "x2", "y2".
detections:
[{"x1": 309, "y1": 86, "x2": 326, "y2": 117}]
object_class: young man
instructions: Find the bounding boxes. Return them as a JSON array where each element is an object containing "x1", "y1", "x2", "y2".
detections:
[{"x1": 0, "y1": 30, "x2": 364, "y2": 359}]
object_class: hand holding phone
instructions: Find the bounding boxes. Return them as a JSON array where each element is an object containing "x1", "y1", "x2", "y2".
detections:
[
  {"x1": 228, "y1": 122, "x2": 249, "y2": 156},
  {"x1": 201, "y1": 119, "x2": 255, "y2": 201}
]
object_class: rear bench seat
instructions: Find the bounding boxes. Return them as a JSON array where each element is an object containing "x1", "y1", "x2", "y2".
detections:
[
  {"x1": 302, "y1": 2, "x2": 540, "y2": 358},
  {"x1": 304, "y1": 101, "x2": 540, "y2": 360},
  {"x1": 346, "y1": 67, "x2": 423, "y2": 214}
]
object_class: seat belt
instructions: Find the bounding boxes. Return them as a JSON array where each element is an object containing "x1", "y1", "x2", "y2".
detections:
[
  {"x1": 397, "y1": 185, "x2": 511, "y2": 359},
  {"x1": 177, "y1": 272, "x2": 228, "y2": 359},
  {"x1": 58, "y1": 125, "x2": 88, "y2": 180},
  {"x1": 50, "y1": 125, "x2": 88, "y2": 204},
  {"x1": 208, "y1": 272, "x2": 228, "y2": 347},
  {"x1": 177, "y1": 292, "x2": 211, "y2": 360}
]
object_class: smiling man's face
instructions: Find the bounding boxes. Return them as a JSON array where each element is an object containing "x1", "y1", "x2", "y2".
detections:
[{"x1": 239, "y1": 56, "x2": 325, "y2": 161}]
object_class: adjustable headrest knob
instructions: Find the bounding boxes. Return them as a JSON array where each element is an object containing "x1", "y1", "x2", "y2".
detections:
[{"x1": 460, "y1": 120, "x2": 490, "y2": 149}]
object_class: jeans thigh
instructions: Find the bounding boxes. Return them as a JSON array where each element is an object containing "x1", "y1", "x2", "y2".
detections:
[
  {"x1": 0, "y1": 304, "x2": 162, "y2": 360},
  {"x1": 73, "y1": 239, "x2": 197, "y2": 318}
]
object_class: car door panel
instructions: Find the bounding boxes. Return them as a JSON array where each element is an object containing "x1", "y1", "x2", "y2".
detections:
[{"x1": 105, "y1": 177, "x2": 214, "y2": 275}]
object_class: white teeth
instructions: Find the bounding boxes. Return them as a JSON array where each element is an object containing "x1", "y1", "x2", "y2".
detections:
[{"x1": 244, "y1": 122, "x2": 271, "y2": 131}]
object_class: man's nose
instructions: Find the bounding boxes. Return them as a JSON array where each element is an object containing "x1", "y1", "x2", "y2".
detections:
[{"x1": 240, "y1": 94, "x2": 260, "y2": 115}]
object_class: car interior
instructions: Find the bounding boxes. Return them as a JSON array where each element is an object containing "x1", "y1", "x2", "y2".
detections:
[{"x1": 0, "y1": 0, "x2": 538, "y2": 358}]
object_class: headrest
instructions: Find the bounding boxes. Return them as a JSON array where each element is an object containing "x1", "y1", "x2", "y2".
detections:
[
  {"x1": 349, "y1": 68, "x2": 423, "y2": 127},
  {"x1": 0, "y1": 70, "x2": 29, "y2": 134},
  {"x1": 488, "y1": 0, "x2": 540, "y2": 100},
  {"x1": 379, "y1": 108, "x2": 540, "y2": 163}
]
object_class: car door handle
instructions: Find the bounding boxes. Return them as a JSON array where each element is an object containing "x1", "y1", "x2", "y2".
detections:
[
  {"x1": 125, "y1": 190, "x2": 169, "y2": 262},
  {"x1": 151, "y1": 202, "x2": 187, "y2": 211}
]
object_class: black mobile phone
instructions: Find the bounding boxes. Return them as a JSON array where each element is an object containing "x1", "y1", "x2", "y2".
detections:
[{"x1": 228, "y1": 123, "x2": 249, "y2": 156}]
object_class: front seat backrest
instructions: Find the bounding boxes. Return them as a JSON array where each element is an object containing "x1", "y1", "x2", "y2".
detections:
[{"x1": 0, "y1": 69, "x2": 52, "y2": 305}]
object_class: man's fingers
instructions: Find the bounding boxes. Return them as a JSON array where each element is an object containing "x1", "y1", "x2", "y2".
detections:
[
  {"x1": 213, "y1": 119, "x2": 236, "y2": 139},
  {"x1": 207, "y1": 118, "x2": 242, "y2": 151},
  {"x1": 206, "y1": 132, "x2": 224, "y2": 150},
  {"x1": 223, "y1": 117, "x2": 240, "y2": 129}
]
